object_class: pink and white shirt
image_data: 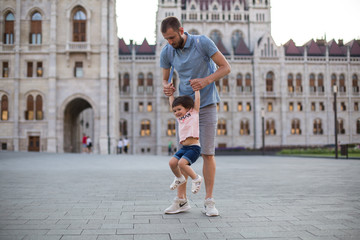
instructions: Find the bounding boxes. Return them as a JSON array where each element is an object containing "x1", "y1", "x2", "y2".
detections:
[{"x1": 177, "y1": 108, "x2": 199, "y2": 144}]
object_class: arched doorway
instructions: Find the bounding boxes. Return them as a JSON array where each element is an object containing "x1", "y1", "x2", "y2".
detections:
[{"x1": 63, "y1": 98, "x2": 94, "y2": 153}]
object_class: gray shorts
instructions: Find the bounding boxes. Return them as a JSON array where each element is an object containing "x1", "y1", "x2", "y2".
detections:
[{"x1": 176, "y1": 104, "x2": 218, "y2": 155}]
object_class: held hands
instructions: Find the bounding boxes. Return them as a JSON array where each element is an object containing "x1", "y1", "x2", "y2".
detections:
[
  {"x1": 189, "y1": 78, "x2": 209, "y2": 91},
  {"x1": 163, "y1": 82, "x2": 176, "y2": 97}
]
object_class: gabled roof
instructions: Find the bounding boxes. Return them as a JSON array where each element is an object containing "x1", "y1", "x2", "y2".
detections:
[
  {"x1": 136, "y1": 39, "x2": 155, "y2": 55},
  {"x1": 305, "y1": 39, "x2": 324, "y2": 56},
  {"x1": 118, "y1": 38, "x2": 131, "y2": 55},
  {"x1": 216, "y1": 39, "x2": 230, "y2": 55},
  {"x1": 328, "y1": 39, "x2": 346, "y2": 56},
  {"x1": 347, "y1": 39, "x2": 360, "y2": 56},
  {"x1": 284, "y1": 39, "x2": 303, "y2": 56},
  {"x1": 234, "y1": 37, "x2": 251, "y2": 55}
]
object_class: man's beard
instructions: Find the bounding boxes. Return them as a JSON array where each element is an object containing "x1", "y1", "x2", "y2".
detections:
[{"x1": 173, "y1": 34, "x2": 184, "y2": 49}]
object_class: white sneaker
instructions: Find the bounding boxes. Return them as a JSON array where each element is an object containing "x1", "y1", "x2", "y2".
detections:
[
  {"x1": 202, "y1": 198, "x2": 219, "y2": 217},
  {"x1": 164, "y1": 197, "x2": 191, "y2": 214},
  {"x1": 170, "y1": 175, "x2": 186, "y2": 190},
  {"x1": 191, "y1": 175, "x2": 203, "y2": 194}
]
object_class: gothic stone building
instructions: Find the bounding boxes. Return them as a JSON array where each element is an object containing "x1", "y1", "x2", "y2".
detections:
[{"x1": 1, "y1": 0, "x2": 360, "y2": 154}]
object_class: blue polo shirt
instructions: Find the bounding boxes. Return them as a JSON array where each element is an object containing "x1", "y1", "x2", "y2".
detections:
[{"x1": 160, "y1": 32, "x2": 221, "y2": 108}]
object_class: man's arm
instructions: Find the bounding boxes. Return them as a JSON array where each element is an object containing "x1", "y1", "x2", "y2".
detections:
[
  {"x1": 162, "y1": 68, "x2": 176, "y2": 96},
  {"x1": 194, "y1": 90, "x2": 200, "y2": 112},
  {"x1": 189, "y1": 51, "x2": 231, "y2": 91}
]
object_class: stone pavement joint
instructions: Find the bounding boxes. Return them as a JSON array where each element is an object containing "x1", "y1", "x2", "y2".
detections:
[{"x1": 0, "y1": 152, "x2": 360, "y2": 240}]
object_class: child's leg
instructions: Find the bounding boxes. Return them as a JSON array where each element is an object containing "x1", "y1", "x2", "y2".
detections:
[
  {"x1": 169, "y1": 157, "x2": 182, "y2": 178},
  {"x1": 178, "y1": 158, "x2": 198, "y2": 180}
]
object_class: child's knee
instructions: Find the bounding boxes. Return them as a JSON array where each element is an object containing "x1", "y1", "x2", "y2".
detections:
[
  {"x1": 178, "y1": 158, "x2": 190, "y2": 169},
  {"x1": 169, "y1": 158, "x2": 178, "y2": 169}
]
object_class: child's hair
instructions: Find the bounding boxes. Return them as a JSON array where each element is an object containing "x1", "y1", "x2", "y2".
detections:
[{"x1": 172, "y1": 95, "x2": 194, "y2": 109}]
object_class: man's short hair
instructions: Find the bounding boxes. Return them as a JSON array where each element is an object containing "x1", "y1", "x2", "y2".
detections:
[{"x1": 161, "y1": 16, "x2": 181, "y2": 33}]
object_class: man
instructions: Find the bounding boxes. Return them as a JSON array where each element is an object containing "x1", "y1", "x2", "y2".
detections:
[{"x1": 160, "y1": 16, "x2": 231, "y2": 216}]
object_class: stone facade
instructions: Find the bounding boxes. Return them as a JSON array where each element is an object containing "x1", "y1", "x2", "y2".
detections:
[{"x1": 1, "y1": 0, "x2": 359, "y2": 155}]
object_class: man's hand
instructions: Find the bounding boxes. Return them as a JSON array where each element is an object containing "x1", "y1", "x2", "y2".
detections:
[
  {"x1": 163, "y1": 82, "x2": 176, "y2": 96},
  {"x1": 189, "y1": 78, "x2": 209, "y2": 91}
]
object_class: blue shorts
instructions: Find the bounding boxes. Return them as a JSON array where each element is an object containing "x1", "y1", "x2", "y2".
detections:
[{"x1": 173, "y1": 145, "x2": 201, "y2": 165}]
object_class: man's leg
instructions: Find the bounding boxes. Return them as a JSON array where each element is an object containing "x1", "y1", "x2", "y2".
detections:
[{"x1": 202, "y1": 154, "x2": 215, "y2": 199}]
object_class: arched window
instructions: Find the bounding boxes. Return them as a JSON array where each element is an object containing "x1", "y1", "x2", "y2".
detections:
[
  {"x1": 209, "y1": 30, "x2": 221, "y2": 44},
  {"x1": 140, "y1": 120, "x2": 151, "y2": 136},
  {"x1": 30, "y1": 12, "x2": 42, "y2": 44},
  {"x1": 265, "y1": 72, "x2": 274, "y2": 92},
  {"x1": 291, "y1": 119, "x2": 301, "y2": 135},
  {"x1": 146, "y1": 73, "x2": 153, "y2": 93},
  {"x1": 231, "y1": 30, "x2": 243, "y2": 50},
  {"x1": 26, "y1": 95, "x2": 34, "y2": 120},
  {"x1": 240, "y1": 119, "x2": 250, "y2": 135},
  {"x1": 313, "y1": 119, "x2": 323, "y2": 135},
  {"x1": 123, "y1": 73, "x2": 130, "y2": 93},
  {"x1": 296, "y1": 73, "x2": 302, "y2": 92},
  {"x1": 4, "y1": 12, "x2": 15, "y2": 44},
  {"x1": 73, "y1": 8, "x2": 86, "y2": 42},
  {"x1": 353, "y1": 74, "x2": 359, "y2": 93},
  {"x1": 245, "y1": 73, "x2": 252, "y2": 92},
  {"x1": 331, "y1": 74, "x2": 337, "y2": 87},
  {"x1": 236, "y1": 73, "x2": 243, "y2": 92},
  {"x1": 309, "y1": 73, "x2": 316, "y2": 93},
  {"x1": 1, "y1": 95, "x2": 9, "y2": 120},
  {"x1": 35, "y1": 95, "x2": 43, "y2": 120},
  {"x1": 287, "y1": 73, "x2": 294, "y2": 92},
  {"x1": 119, "y1": 119, "x2": 128, "y2": 136},
  {"x1": 339, "y1": 74, "x2": 346, "y2": 92},
  {"x1": 217, "y1": 119, "x2": 227, "y2": 135},
  {"x1": 137, "y1": 73, "x2": 144, "y2": 93},
  {"x1": 317, "y1": 73, "x2": 324, "y2": 92},
  {"x1": 265, "y1": 119, "x2": 276, "y2": 135},
  {"x1": 167, "y1": 119, "x2": 176, "y2": 136}
]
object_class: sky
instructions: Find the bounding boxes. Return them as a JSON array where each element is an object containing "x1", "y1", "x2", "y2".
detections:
[{"x1": 116, "y1": 0, "x2": 360, "y2": 46}]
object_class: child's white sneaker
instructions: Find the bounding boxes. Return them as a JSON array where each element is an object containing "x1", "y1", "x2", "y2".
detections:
[
  {"x1": 191, "y1": 175, "x2": 202, "y2": 194},
  {"x1": 170, "y1": 175, "x2": 186, "y2": 190}
]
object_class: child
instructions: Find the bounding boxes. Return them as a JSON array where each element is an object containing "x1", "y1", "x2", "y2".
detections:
[{"x1": 168, "y1": 90, "x2": 203, "y2": 195}]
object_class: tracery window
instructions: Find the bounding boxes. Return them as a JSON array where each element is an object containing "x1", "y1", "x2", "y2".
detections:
[
  {"x1": 266, "y1": 72, "x2": 274, "y2": 92},
  {"x1": 287, "y1": 74, "x2": 294, "y2": 92},
  {"x1": 73, "y1": 8, "x2": 86, "y2": 42},
  {"x1": 30, "y1": 12, "x2": 42, "y2": 44},
  {"x1": 352, "y1": 74, "x2": 359, "y2": 93},
  {"x1": 4, "y1": 12, "x2": 15, "y2": 44}
]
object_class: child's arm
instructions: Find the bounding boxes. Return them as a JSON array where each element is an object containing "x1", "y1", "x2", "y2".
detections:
[{"x1": 194, "y1": 90, "x2": 200, "y2": 112}]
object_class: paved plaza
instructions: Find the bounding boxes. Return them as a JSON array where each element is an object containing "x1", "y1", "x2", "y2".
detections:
[{"x1": 0, "y1": 152, "x2": 359, "y2": 240}]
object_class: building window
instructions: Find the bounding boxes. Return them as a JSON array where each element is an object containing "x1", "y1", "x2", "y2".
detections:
[
  {"x1": 123, "y1": 73, "x2": 130, "y2": 93},
  {"x1": 30, "y1": 12, "x2": 42, "y2": 44},
  {"x1": 291, "y1": 119, "x2": 301, "y2": 135},
  {"x1": 266, "y1": 72, "x2": 274, "y2": 92},
  {"x1": 36, "y1": 62, "x2": 43, "y2": 77},
  {"x1": 1, "y1": 95, "x2": 9, "y2": 120},
  {"x1": 246, "y1": 102, "x2": 251, "y2": 112},
  {"x1": 240, "y1": 119, "x2": 250, "y2": 135},
  {"x1": 287, "y1": 74, "x2": 294, "y2": 92},
  {"x1": 138, "y1": 73, "x2": 144, "y2": 93},
  {"x1": 245, "y1": 73, "x2": 252, "y2": 92},
  {"x1": 215, "y1": 79, "x2": 220, "y2": 92},
  {"x1": 355, "y1": 102, "x2": 359, "y2": 111},
  {"x1": 73, "y1": 8, "x2": 86, "y2": 42},
  {"x1": 309, "y1": 73, "x2": 316, "y2": 93},
  {"x1": 124, "y1": 102, "x2": 129, "y2": 112},
  {"x1": 265, "y1": 119, "x2": 276, "y2": 135},
  {"x1": 311, "y1": 102, "x2": 316, "y2": 111},
  {"x1": 217, "y1": 119, "x2": 227, "y2": 135},
  {"x1": 331, "y1": 74, "x2": 337, "y2": 89},
  {"x1": 167, "y1": 119, "x2": 176, "y2": 136},
  {"x1": 357, "y1": 119, "x2": 360, "y2": 134},
  {"x1": 223, "y1": 102, "x2": 228, "y2": 112},
  {"x1": 74, "y1": 62, "x2": 83, "y2": 77},
  {"x1": 352, "y1": 74, "x2": 359, "y2": 93},
  {"x1": 140, "y1": 120, "x2": 151, "y2": 136},
  {"x1": 138, "y1": 102, "x2": 143, "y2": 112},
  {"x1": 27, "y1": 62, "x2": 33, "y2": 77},
  {"x1": 289, "y1": 102, "x2": 293, "y2": 111},
  {"x1": 317, "y1": 74, "x2": 324, "y2": 93},
  {"x1": 237, "y1": 102, "x2": 243, "y2": 112},
  {"x1": 340, "y1": 102, "x2": 346, "y2": 111},
  {"x1": 320, "y1": 102, "x2": 325, "y2": 111},
  {"x1": 236, "y1": 73, "x2": 243, "y2": 92},
  {"x1": 313, "y1": 119, "x2": 323, "y2": 135},
  {"x1": 222, "y1": 76, "x2": 229, "y2": 93},
  {"x1": 2, "y1": 62, "x2": 9, "y2": 78},
  {"x1": 297, "y1": 102, "x2": 302, "y2": 111},
  {"x1": 146, "y1": 73, "x2": 153, "y2": 93},
  {"x1": 25, "y1": 94, "x2": 43, "y2": 120},
  {"x1": 339, "y1": 74, "x2": 346, "y2": 92},
  {"x1": 267, "y1": 102, "x2": 273, "y2": 112},
  {"x1": 4, "y1": 12, "x2": 15, "y2": 44},
  {"x1": 296, "y1": 73, "x2": 302, "y2": 92},
  {"x1": 147, "y1": 102, "x2": 152, "y2": 112},
  {"x1": 119, "y1": 119, "x2": 128, "y2": 136},
  {"x1": 338, "y1": 119, "x2": 345, "y2": 134}
]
